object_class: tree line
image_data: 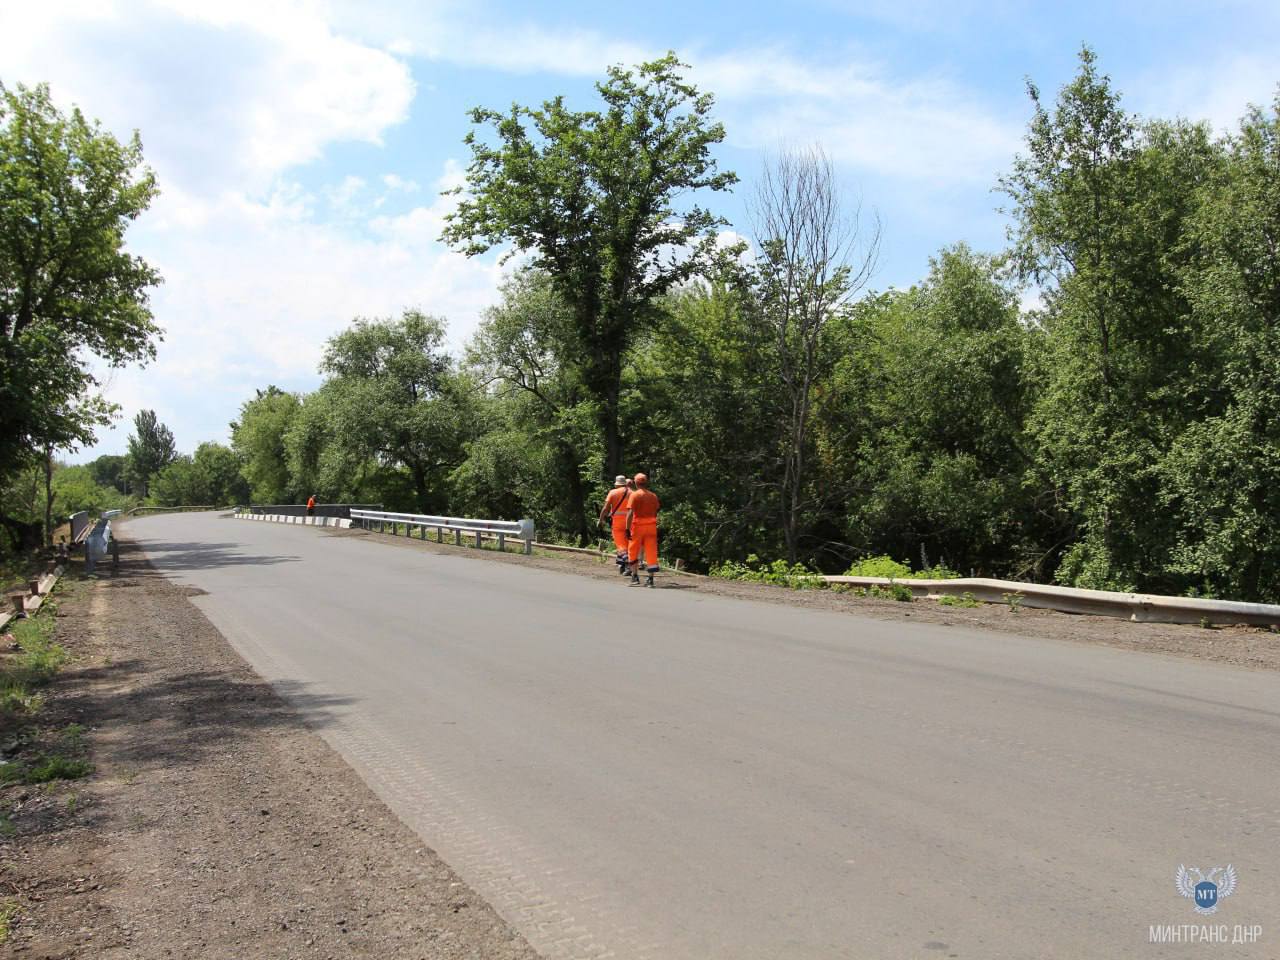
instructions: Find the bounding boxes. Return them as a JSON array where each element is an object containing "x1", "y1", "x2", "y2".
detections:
[{"x1": 3, "y1": 51, "x2": 1278, "y2": 601}]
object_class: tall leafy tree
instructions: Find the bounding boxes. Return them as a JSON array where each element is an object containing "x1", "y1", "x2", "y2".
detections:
[
  {"x1": 231, "y1": 386, "x2": 301, "y2": 504},
  {"x1": 442, "y1": 54, "x2": 737, "y2": 483},
  {"x1": 626, "y1": 278, "x2": 783, "y2": 567},
  {"x1": 828, "y1": 246, "x2": 1038, "y2": 576},
  {"x1": 319, "y1": 311, "x2": 474, "y2": 513},
  {"x1": 463, "y1": 270, "x2": 597, "y2": 540},
  {"x1": 1000, "y1": 48, "x2": 1220, "y2": 589},
  {"x1": 1159, "y1": 98, "x2": 1280, "y2": 601},
  {"x1": 87, "y1": 454, "x2": 128, "y2": 494},
  {"x1": 150, "y1": 442, "x2": 249, "y2": 507},
  {"x1": 125, "y1": 408, "x2": 176, "y2": 495},
  {"x1": 0, "y1": 82, "x2": 161, "y2": 478}
]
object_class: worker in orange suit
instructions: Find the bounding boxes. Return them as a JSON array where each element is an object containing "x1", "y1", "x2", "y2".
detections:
[
  {"x1": 599, "y1": 475, "x2": 633, "y2": 576},
  {"x1": 625, "y1": 473, "x2": 660, "y2": 588}
]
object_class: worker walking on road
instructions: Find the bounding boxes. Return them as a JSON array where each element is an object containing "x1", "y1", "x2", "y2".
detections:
[
  {"x1": 306, "y1": 494, "x2": 317, "y2": 518},
  {"x1": 625, "y1": 473, "x2": 660, "y2": 588},
  {"x1": 600, "y1": 475, "x2": 634, "y2": 575}
]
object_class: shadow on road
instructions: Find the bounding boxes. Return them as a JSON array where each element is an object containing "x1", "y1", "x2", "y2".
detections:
[
  {"x1": 133, "y1": 540, "x2": 301, "y2": 570},
  {"x1": 10, "y1": 539, "x2": 352, "y2": 844}
]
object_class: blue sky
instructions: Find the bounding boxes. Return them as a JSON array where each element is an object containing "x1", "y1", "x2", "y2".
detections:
[{"x1": 2, "y1": 0, "x2": 1276, "y2": 460}]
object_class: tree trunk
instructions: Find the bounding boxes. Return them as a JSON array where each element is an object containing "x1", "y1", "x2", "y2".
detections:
[
  {"x1": 557, "y1": 441, "x2": 593, "y2": 545},
  {"x1": 43, "y1": 446, "x2": 54, "y2": 548},
  {"x1": 601, "y1": 378, "x2": 623, "y2": 485},
  {"x1": 409, "y1": 462, "x2": 430, "y2": 514}
]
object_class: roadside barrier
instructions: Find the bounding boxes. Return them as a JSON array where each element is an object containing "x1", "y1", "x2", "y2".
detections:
[
  {"x1": 1, "y1": 561, "x2": 64, "y2": 631},
  {"x1": 349, "y1": 509, "x2": 536, "y2": 555},
  {"x1": 128, "y1": 505, "x2": 219, "y2": 515},
  {"x1": 237, "y1": 512, "x2": 353, "y2": 529},
  {"x1": 821, "y1": 575, "x2": 1280, "y2": 627}
]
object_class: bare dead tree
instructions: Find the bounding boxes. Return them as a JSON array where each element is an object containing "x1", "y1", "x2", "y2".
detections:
[{"x1": 749, "y1": 145, "x2": 880, "y2": 564}]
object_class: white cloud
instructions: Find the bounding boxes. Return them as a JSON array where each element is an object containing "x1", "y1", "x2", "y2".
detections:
[
  {"x1": 1132, "y1": 53, "x2": 1278, "y2": 134},
  {"x1": 0, "y1": 1, "x2": 455, "y2": 459},
  {"x1": 382, "y1": 173, "x2": 421, "y2": 192},
  {"x1": 0, "y1": 0, "x2": 415, "y2": 193},
  {"x1": 703, "y1": 50, "x2": 1022, "y2": 186},
  {"x1": 85, "y1": 157, "x2": 506, "y2": 458}
]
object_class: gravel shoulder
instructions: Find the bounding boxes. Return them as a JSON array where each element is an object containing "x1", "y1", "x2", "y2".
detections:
[
  {"x1": 0, "y1": 537, "x2": 539, "y2": 959},
  {"x1": 333, "y1": 522, "x2": 1280, "y2": 672}
]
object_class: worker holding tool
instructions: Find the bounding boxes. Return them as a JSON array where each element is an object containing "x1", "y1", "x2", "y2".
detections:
[
  {"x1": 599, "y1": 475, "x2": 633, "y2": 575},
  {"x1": 625, "y1": 473, "x2": 660, "y2": 588}
]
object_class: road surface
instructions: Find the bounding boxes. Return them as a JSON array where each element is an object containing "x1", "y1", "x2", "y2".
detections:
[{"x1": 127, "y1": 513, "x2": 1279, "y2": 959}]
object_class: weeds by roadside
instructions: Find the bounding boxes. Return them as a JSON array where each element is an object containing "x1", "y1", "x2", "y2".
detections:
[
  {"x1": 712, "y1": 554, "x2": 958, "y2": 596},
  {"x1": 0, "y1": 897, "x2": 18, "y2": 944},
  {"x1": 938, "y1": 592, "x2": 981, "y2": 608},
  {"x1": 0, "y1": 584, "x2": 88, "y2": 791}
]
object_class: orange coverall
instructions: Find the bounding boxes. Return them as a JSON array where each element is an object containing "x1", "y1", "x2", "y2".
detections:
[
  {"x1": 626, "y1": 488, "x2": 660, "y2": 571},
  {"x1": 601, "y1": 486, "x2": 631, "y2": 556}
]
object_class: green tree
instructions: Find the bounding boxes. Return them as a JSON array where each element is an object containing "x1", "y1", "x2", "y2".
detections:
[
  {"x1": 87, "y1": 454, "x2": 128, "y2": 494},
  {"x1": 125, "y1": 409, "x2": 176, "y2": 495},
  {"x1": 626, "y1": 278, "x2": 783, "y2": 567},
  {"x1": 149, "y1": 442, "x2": 248, "y2": 507},
  {"x1": 1001, "y1": 48, "x2": 1220, "y2": 589},
  {"x1": 231, "y1": 387, "x2": 301, "y2": 504},
  {"x1": 443, "y1": 54, "x2": 737, "y2": 483},
  {"x1": 318, "y1": 311, "x2": 474, "y2": 513},
  {"x1": 829, "y1": 246, "x2": 1039, "y2": 576},
  {"x1": 462, "y1": 270, "x2": 597, "y2": 540},
  {"x1": 50, "y1": 463, "x2": 128, "y2": 516},
  {"x1": 0, "y1": 82, "x2": 161, "y2": 480},
  {"x1": 1158, "y1": 98, "x2": 1280, "y2": 601}
]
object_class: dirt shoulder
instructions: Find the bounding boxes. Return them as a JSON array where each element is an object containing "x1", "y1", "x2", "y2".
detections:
[
  {"x1": 333, "y1": 522, "x2": 1280, "y2": 672},
  {"x1": 0, "y1": 540, "x2": 539, "y2": 959}
]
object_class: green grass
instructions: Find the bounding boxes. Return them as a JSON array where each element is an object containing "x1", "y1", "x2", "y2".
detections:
[
  {"x1": 0, "y1": 898, "x2": 17, "y2": 943},
  {"x1": 843, "y1": 555, "x2": 962, "y2": 580},
  {"x1": 0, "y1": 754, "x2": 92, "y2": 785},
  {"x1": 5, "y1": 614, "x2": 66, "y2": 689},
  {"x1": 710, "y1": 555, "x2": 825, "y2": 590},
  {"x1": 938, "y1": 592, "x2": 981, "y2": 608}
]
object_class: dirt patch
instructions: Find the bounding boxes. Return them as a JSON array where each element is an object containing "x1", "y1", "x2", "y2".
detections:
[
  {"x1": 329, "y1": 522, "x2": 1280, "y2": 672},
  {"x1": 0, "y1": 541, "x2": 539, "y2": 959}
]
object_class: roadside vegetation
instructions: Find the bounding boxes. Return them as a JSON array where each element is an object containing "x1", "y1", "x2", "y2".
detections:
[
  {"x1": 210, "y1": 49, "x2": 1280, "y2": 605},
  {"x1": 0, "y1": 592, "x2": 88, "y2": 784},
  {"x1": 5, "y1": 51, "x2": 1280, "y2": 605}
]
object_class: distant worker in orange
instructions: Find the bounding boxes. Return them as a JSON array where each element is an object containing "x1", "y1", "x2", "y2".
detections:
[
  {"x1": 625, "y1": 473, "x2": 660, "y2": 588},
  {"x1": 306, "y1": 494, "x2": 317, "y2": 517},
  {"x1": 599, "y1": 475, "x2": 633, "y2": 575}
]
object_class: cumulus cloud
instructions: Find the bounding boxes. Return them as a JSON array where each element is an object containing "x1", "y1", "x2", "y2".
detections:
[{"x1": 0, "y1": 1, "x2": 467, "y2": 458}]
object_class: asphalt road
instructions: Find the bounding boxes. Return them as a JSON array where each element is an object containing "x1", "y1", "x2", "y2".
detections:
[{"x1": 128, "y1": 513, "x2": 1280, "y2": 959}]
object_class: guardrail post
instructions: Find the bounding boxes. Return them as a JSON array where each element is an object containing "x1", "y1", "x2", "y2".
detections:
[
  {"x1": 497, "y1": 532, "x2": 505, "y2": 551},
  {"x1": 454, "y1": 528, "x2": 462, "y2": 546},
  {"x1": 436, "y1": 526, "x2": 443, "y2": 543},
  {"x1": 474, "y1": 530, "x2": 483, "y2": 549},
  {"x1": 519, "y1": 519, "x2": 535, "y2": 556}
]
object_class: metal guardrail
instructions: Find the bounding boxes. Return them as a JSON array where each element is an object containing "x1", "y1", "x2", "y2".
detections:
[
  {"x1": 821, "y1": 575, "x2": 1280, "y2": 627},
  {"x1": 350, "y1": 509, "x2": 536, "y2": 555},
  {"x1": 84, "y1": 518, "x2": 117, "y2": 574},
  {"x1": 129, "y1": 505, "x2": 219, "y2": 515},
  {"x1": 2, "y1": 562, "x2": 64, "y2": 630}
]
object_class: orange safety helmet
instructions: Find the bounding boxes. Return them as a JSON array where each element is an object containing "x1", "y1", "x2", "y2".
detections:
[{"x1": 633, "y1": 473, "x2": 648, "y2": 487}]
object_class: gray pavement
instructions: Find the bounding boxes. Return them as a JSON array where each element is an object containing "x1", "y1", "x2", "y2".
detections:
[{"x1": 128, "y1": 512, "x2": 1280, "y2": 959}]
